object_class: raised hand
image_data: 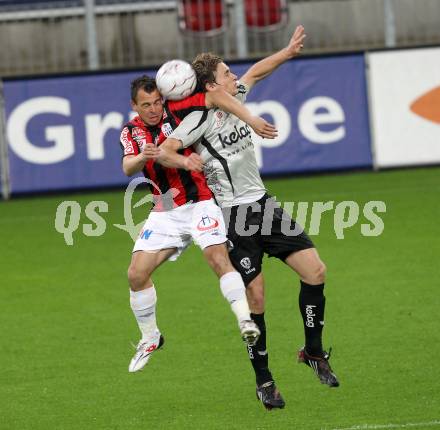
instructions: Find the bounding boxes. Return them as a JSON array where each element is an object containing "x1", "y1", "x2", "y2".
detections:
[
  {"x1": 248, "y1": 116, "x2": 278, "y2": 139},
  {"x1": 285, "y1": 25, "x2": 306, "y2": 58}
]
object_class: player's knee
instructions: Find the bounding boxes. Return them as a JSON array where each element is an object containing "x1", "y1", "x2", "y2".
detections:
[
  {"x1": 127, "y1": 264, "x2": 149, "y2": 290},
  {"x1": 312, "y1": 261, "x2": 326, "y2": 284},
  {"x1": 246, "y1": 279, "x2": 265, "y2": 313},
  {"x1": 211, "y1": 256, "x2": 232, "y2": 277},
  {"x1": 204, "y1": 247, "x2": 233, "y2": 277},
  {"x1": 247, "y1": 292, "x2": 264, "y2": 312}
]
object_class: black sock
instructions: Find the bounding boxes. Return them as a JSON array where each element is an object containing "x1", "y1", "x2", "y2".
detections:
[
  {"x1": 248, "y1": 313, "x2": 273, "y2": 386},
  {"x1": 299, "y1": 281, "x2": 325, "y2": 356}
]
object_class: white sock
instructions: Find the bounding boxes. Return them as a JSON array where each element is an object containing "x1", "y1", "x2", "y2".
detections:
[
  {"x1": 220, "y1": 271, "x2": 251, "y2": 324},
  {"x1": 129, "y1": 286, "x2": 158, "y2": 341}
]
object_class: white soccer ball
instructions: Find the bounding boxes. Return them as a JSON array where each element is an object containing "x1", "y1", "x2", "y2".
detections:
[{"x1": 156, "y1": 59, "x2": 197, "y2": 101}]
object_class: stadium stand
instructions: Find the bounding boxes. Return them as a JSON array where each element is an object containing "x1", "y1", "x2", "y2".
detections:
[{"x1": 0, "y1": 0, "x2": 439, "y2": 76}]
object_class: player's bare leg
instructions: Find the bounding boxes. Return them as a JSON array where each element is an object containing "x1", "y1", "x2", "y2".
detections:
[
  {"x1": 284, "y1": 247, "x2": 326, "y2": 286},
  {"x1": 285, "y1": 248, "x2": 339, "y2": 387},
  {"x1": 127, "y1": 248, "x2": 175, "y2": 372},
  {"x1": 203, "y1": 243, "x2": 260, "y2": 346},
  {"x1": 246, "y1": 274, "x2": 285, "y2": 410}
]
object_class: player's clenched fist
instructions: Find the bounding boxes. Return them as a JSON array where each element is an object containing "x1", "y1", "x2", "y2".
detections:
[
  {"x1": 184, "y1": 153, "x2": 204, "y2": 172},
  {"x1": 141, "y1": 143, "x2": 161, "y2": 159}
]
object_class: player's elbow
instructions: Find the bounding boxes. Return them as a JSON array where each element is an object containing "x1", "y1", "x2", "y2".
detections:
[
  {"x1": 122, "y1": 158, "x2": 137, "y2": 176},
  {"x1": 122, "y1": 165, "x2": 133, "y2": 176}
]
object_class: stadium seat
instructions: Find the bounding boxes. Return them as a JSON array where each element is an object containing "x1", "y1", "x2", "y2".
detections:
[
  {"x1": 245, "y1": 0, "x2": 288, "y2": 31},
  {"x1": 177, "y1": 0, "x2": 226, "y2": 35}
]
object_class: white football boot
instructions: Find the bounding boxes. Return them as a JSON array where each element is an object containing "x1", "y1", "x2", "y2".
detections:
[
  {"x1": 128, "y1": 330, "x2": 164, "y2": 373},
  {"x1": 239, "y1": 320, "x2": 260, "y2": 346}
]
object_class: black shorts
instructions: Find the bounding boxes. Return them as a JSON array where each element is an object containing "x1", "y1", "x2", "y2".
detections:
[{"x1": 223, "y1": 194, "x2": 314, "y2": 286}]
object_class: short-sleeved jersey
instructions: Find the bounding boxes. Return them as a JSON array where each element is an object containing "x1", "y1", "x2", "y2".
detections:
[
  {"x1": 169, "y1": 83, "x2": 266, "y2": 208},
  {"x1": 119, "y1": 93, "x2": 213, "y2": 210}
]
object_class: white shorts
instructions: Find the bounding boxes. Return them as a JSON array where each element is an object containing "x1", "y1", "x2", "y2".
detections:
[{"x1": 133, "y1": 199, "x2": 227, "y2": 261}]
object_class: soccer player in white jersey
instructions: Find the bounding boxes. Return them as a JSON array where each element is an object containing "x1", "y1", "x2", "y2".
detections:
[{"x1": 160, "y1": 25, "x2": 339, "y2": 410}]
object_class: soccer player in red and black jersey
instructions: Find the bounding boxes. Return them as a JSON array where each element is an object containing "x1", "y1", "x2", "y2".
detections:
[
  {"x1": 121, "y1": 86, "x2": 210, "y2": 210},
  {"x1": 120, "y1": 75, "x2": 276, "y2": 373}
]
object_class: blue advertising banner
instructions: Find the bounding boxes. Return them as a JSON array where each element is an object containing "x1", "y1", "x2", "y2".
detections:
[
  {"x1": 3, "y1": 71, "x2": 153, "y2": 193},
  {"x1": 3, "y1": 54, "x2": 372, "y2": 194},
  {"x1": 230, "y1": 54, "x2": 372, "y2": 175}
]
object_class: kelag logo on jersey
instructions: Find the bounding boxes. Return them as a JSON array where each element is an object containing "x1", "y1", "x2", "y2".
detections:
[
  {"x1": 218, "y1": 124, "x2": 252, "y2": 148},
  {"x1": 2, "y1": 55, "x2": 372, "y2": 194}
]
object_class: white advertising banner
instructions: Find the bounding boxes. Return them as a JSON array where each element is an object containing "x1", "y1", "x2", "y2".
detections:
[{"x1": 368, "y1": 48, "x2": 440, "y2": 168}]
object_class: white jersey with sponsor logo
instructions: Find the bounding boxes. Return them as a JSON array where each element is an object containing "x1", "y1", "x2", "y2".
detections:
[{"x1": 169, "y1": 83, "x2": 266, "y2": 208}]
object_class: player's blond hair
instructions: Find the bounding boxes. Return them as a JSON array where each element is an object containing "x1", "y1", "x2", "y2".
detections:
[{"x1": 192, "y1": 52, "x2": 223, "y2": 93}]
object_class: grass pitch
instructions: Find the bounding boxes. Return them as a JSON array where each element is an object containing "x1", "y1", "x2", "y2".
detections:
[{"x1": 1, "y1": 167, "x2": 439, "y2": 430}]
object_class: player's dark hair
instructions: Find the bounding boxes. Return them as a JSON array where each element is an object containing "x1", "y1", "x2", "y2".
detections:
[
  {"x1": 130, "y1": 75, "x2": 158, "y2": 102},
  {"x1": 192, "y1": 53, "x2": 223, "y2": 93}
]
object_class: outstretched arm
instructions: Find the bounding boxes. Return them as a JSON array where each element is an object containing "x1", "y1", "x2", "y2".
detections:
[
  {"x1": 155, "y1": 110, "x2": 208, "y2": 172},
  {"x1": 158, "y1": 138, "x2": 204, "y2": 172},
  {"x1": 205, "y1": 89, "x2": 277, "y2": 139},
  {"x1": 122, "y1": 143, "x2": 201, "y2": 174},
  {"x1": 240, "y1": 25, "x2": 306, "y2": 89}
]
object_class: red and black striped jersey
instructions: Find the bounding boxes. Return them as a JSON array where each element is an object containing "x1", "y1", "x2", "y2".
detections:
[{"x1": 120, "y1": 92, "x2": 212, "y2": 210}]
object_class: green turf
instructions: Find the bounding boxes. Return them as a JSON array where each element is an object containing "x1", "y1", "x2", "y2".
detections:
[{"x1": 1, "y1": 167, "x2": 439, "y2": 430}]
